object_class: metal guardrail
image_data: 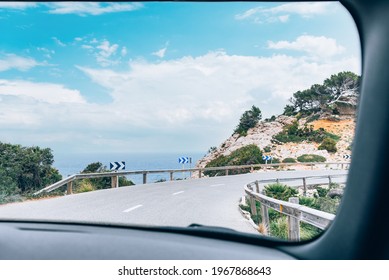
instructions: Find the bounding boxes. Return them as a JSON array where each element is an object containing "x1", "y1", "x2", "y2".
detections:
[
  {"x1": 245, "y1": 175, "x2": 341, "y2": 241},
  {"x1": 34, "y1": 161, "x2": 350, "y2": 195}
]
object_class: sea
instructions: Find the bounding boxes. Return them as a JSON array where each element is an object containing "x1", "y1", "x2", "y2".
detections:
[{"x1": 53, "y1": 152, "x2": 205, "y2": 185}]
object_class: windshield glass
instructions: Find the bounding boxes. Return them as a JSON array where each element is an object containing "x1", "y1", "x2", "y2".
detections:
[{"x1": 0, "y1": 1, "x2": 361, "y2": 241}]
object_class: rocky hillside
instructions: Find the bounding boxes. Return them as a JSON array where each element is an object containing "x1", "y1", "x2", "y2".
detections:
[
  {"x1": 196, "y1": 116, "x2": 354, "y2": 169},
  {"x1": 196, "y1": 71, "x2": 358, "y2": 172}
]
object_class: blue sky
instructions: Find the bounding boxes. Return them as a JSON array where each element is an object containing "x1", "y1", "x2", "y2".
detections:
[{"x1": 0, "y1": 2, "x2": 360, "y2": 157}]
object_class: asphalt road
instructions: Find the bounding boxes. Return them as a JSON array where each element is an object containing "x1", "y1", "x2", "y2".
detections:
[{"x1": 0, "y1": 170, "x2": 347, "y2": 234}]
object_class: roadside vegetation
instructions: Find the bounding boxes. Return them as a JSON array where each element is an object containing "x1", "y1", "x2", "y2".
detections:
[
  {"x1": 241, "y1": 182, "x2": 342, "y2": 241},
  {"x1": 0, "y1": 142, "x2": 62, "y2": 205},
  {"x1": 204, "y1": 145, "x2": 263, "y2": 176},
  {"x1": 0, "y1": 142, "x2": 134, "y2": 204},
  {"x1": 72, "y1": 162, "x2": 134, "y2": 194}
]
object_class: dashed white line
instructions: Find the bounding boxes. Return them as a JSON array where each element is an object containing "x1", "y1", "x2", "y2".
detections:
[
  {"x1": 172, "y1": 191, "x2": 184, "y2": 196},
  {"x1": 210, "y1": 184, "x2": 225, "y2": 187},
  {"x1": 123, "y1": 204, "x2": 143, "y2": 213}
]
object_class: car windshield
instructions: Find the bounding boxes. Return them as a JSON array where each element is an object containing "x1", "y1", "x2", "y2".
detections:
[{"x1": 0, "y1": 1, "x2": 361, "y2": 241}]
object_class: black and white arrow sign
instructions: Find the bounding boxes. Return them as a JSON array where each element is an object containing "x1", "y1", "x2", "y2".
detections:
[
  {"x1": 343, "y1": 155, "x2": 351, "y2": 160},
  {"x1": 110, "y1": 161, "x2": 125, "y2": 171}
]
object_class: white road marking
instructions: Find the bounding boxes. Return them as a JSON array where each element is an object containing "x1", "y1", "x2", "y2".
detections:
[
  {"x1": 210, "y1": 184, "x2": 225, "y2": 187},
  {"x1": 172, "y1": 191, "x2": 184, "y2": 196},
  {"x1": 123, "y1": 204, "x2": 143, "y2": 213}
]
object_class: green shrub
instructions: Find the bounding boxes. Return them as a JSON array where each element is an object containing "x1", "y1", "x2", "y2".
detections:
[
  {"x1": 270, "y1": 217, "x2": 288, "y2": 240},
  {"x1": 79, "y1": 162, "x2": 134, "y2": 188},
  {"x1": 318, "y1": 137, "x2": 337, "y2": 153},
  {"x1": 268, "y1": 208, "x2": 281, "y2": 221},
  {"x1": 265, "y1": 115, "x2": 277, "y2": 122},
  {"x1": 299, "y1": 197, "x2": 317, "y2": 209},
  {"x1": 76, "y1": 180, "x2": 95, "y2": 193},
  {"x1": 264, "y1": 146, "x2": 271, "y2": 153},
  {"x1": 300, "y1": 223, "x2": 322, "y2": 241},
  {"x1": 264, "y1": 183, "x2": 298, "y2": 201},
  {"x1": 315, "y1": 197, "x2": 340, "y2": 214},
  {"x1": 297, "y1": 154, "x2": 326, "y2": 162},
  {"x1": 282, "y1": 157, "x2": 296, "y2": 163},
  {"x1": 306, "y1": 114, "x2": 320, "y2": 123},
  {"x1": 273, "y1": 122, "x2": 340, "y2": 144},
  {"x1": 119, "y1": 176, "x2": 135, "y2": 186},
  {"x1": 316, "y1": 186, "x2": 329, "y2": 198},
  {"x1": 204, "y1": 145, "x2": 262, "y2": 177}
]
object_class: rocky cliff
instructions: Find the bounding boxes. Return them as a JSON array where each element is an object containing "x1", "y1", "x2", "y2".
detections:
[{"x1": 196, "y1": 115, "x2": 355, "y2": 170}]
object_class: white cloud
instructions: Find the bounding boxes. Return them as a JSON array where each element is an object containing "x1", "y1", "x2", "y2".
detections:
[
  {"x1": 77, "y1": 49, "x2": 359, "y2": 127},
  {"x1": 268, "y1": 35, "x2": 345, "y2": 58},
  {"x1": 52, "y1": 37, "x2": 66, "y2": 47},
  {"x1": 0, "y1": 2, "x2": 37, "y2": 10},
  {"x1": 152, "y1": 42, "x2": 169, "y2": 58},
  {"x1": 45, "y1": 2, "x2": 143, "y2": 16},
  {"x1": 235, "y1": 2, "x2": 333, "y2": 23},
  {"x1": 152, "y1": 47, "x2": 167, "y2": 58},
  {"x1": 95, "y1": 40, "x2": 119, "y2": 66},
  {"x1": 0, "y1": 80, "x2": 86, "y2": 104},
  {"x1": 270, "y1": 2, "x2": 332, "y2": 17},
  {"x1": 121, "y1": 47, "x2": 127, "y2": 57},
  {"x1": 37, "y1": 47, "x2": 55, "y2": 59},
  {"x1": 278, "y1": 15, "x2": 290, "y2": 23},
  {"x1": 0, "y1": 48, "x2": 360, "y2": 153},
  {"x1": 77, "y1": 38, "x2": 123, "y2": 66},
  {"x1": 0, "y1": 54, "x2": 40, "y2": 72},
  {"x1": 82, "y1": 45, "x2": 93, "y2": 50}
]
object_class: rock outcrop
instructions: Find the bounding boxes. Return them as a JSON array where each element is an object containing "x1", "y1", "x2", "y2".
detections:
[{"x1": 196, "y1": 115, "x2": 355, "y2": 170}]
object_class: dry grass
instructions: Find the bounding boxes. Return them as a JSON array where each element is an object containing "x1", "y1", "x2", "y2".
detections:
[
  {"x1": 312, "y1": 119, "x2": 354, "y2": 135},
  {"x1": 258, "y1": 223, "x2": 268, "y2": 235}
]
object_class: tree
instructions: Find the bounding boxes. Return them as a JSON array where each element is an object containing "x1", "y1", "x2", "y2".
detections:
[
  {"x1": 234, "y1": 105, "x2": 262, "y2": 136},
  {"x1": 283, "y1": 105, "x2": 296, "y2": 116},
  {"x1": 283, "y1": 71, "x2": 360, "y2": 117},
  {"x1": 0, "y1": 142, "x2": 62, "y2": 193},
  {"x1": 324, "y1": 71, "x2": 360, "y2": 104}
]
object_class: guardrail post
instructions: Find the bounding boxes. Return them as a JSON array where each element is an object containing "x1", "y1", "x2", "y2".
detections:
[
  {"x1": 250, "y1": 197, "x2": 257, "y2": 216},
  {"x1": 170, "y1": 172, "x2": 174, "y2": 181},
  {"x1": 255, "y1": 180, "x2": 260, "y2": 193},
  {"x1": 328, "y1": 175, "x2": 332, "y2": 186},
  {"x1": 111, "y1": 176, "x2": 118, "y2": 188},
  {"x1": 288, "y1": 197, "x2": 300, "y2": 241},
  {"x1": 226, "y1": 169, "x2": 229, "y2": 176},
  {"x1": 67, "y1": 181, "x2": 73, "y2": 195},
  {"x1": 250, "y1": 166, "x2": 254, "y2": 173},
  {"x1": 199, "y1": 169, "x2": 202, "y2": 178},
  {"x1": 260, "y1": 204, "x2": 269, "y2": 230},
  {"x1": 302, "y1": 177, "x2": 307, "y2": 196},
  {"x1": 143, "y1": 173, "x2": 147, "y2": 184}
]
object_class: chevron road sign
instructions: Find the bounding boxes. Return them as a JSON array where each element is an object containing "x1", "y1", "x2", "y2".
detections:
[
  {"x1": 178, "y1": 157, "x2": 190, "y2": 164},
  {"x1": 343, "y1": 155, "x2": 351, "y2": 160},
  {"x1": 110, "y1": 161, "x2": 125, "y2": 171},
  {"x1": 262, "y1": 155, "x2": 272, "y2": 161}
]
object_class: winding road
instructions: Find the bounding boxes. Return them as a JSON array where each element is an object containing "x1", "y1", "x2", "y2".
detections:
[{"x1": 0, "y1": 170, "x2": 347, "y2": 234}]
